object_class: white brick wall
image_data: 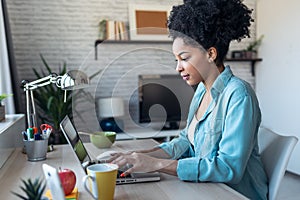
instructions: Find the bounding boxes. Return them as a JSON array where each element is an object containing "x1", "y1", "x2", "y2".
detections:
[{"x1": 6, "y1": 0, "x2": 258, "y2": 131}]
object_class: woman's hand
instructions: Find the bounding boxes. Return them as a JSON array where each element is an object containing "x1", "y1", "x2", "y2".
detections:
[{"x1": 110, "y1": 151, "x2": 178, "y2": 177}]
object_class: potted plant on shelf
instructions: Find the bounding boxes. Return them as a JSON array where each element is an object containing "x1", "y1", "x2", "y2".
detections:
[
  {"x1": 243, "y1": 35, "x2": 264, "y2": 58},
  {"x1": 0, "y1": 93, "x2": 13, "y2": 121}
]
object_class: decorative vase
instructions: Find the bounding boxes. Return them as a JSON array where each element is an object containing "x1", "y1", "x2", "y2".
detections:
[
  {"x1": 100, "y1": 117, "x2": 124, "y2": 133},
  {"x1": 243, "y1": 50, "x2": 257, "y2": 59},
  {"x1": 0, "y1": 105, "x2": 5, "y2": 121}
]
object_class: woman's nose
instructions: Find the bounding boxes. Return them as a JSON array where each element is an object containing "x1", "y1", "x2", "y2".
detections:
[{"x1": 176, "y1": 62, "x2": 184, "y2": 72}]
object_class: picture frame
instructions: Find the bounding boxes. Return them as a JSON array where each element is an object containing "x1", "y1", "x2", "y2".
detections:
[{"x1": 128, "y1": 4, "x2": 172, "y2": 41}]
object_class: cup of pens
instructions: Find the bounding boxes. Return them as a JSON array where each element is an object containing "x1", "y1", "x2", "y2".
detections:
[{"x1": 22, "y1": 124, "x2": 52, "y2": 162}]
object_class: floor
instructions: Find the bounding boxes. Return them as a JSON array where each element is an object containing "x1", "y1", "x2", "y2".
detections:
[{"x1": 277, "y1": 172, "x2": 300, "y2": 200}]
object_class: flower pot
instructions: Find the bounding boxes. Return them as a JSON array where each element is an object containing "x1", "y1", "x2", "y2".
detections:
[
  {"x1": 243, "y1": 51, "x2": 257, "y2": 59},
  {"x1": 0, "y1": 105, "x2": 5, "y2": 121}
]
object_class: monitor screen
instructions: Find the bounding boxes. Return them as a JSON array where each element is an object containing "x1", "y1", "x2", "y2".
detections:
[{"x1": 138, "y1": 74, "x2": 194, "y2": 129}]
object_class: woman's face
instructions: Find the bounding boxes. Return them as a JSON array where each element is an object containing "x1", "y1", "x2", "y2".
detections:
[{"x1": 172, "y1": 37, "x2": 212, "y2": 86}]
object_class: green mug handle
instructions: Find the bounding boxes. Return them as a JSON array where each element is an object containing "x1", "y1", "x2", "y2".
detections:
[{"x1": 83, "y1": 175, "x2": 98, "y2": 200}]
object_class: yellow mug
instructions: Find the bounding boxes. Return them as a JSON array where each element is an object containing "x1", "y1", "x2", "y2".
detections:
[{"x1": 82, "y1": 163, "x2": 118, "y2": 200}]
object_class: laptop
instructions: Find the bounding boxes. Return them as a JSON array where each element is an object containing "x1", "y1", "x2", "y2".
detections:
[{"x1": 60, "y1": 115, "x2": 161, "y2": 184}]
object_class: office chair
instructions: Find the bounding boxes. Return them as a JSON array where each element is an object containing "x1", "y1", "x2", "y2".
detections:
[{"x1": 258, "y1": 127, "x2": 298, "y2": 200}]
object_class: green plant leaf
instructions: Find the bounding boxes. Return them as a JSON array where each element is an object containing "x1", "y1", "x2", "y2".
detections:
[
  {"x1": 0, "y1": 93, "x2": 13, "y2": 103},
  {"x1": 40, "y1": 54, "x2": 52, "y2": 75},
  {"x1": 245, "y1": 35, "x2": 264, "y2": 51},
  {"x1": 11, "y1": 191, "x2": 27, "y2": 200},
  {"x1": 12, "y1": 178, "x2": 45, "y2": 200}
]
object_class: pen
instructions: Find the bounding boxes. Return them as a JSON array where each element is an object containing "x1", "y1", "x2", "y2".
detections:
[
  {"x1": 22, "y1": 131, "x2": 28, "y2": 140},
  {"x1": 32, "y1": 126, "x2": 38, "y2": 134},
  {"x1": 27, "y1": 128, "x2": 34, "y2": 141},
  {"x1": 34, "y1": 133, "x2": 42, "y2": 140}
]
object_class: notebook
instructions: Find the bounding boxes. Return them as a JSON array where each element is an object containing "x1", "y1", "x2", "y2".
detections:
[{"x1": 60, "y1": 115, "x2": 161, "y2": 184}]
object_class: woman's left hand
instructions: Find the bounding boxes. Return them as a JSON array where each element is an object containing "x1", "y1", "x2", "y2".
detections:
[
  {"x1": 110, "y1": 150, "x2": 178, "y2": 177},
  {"x1": 110, "y1": 152, "x2": 160, "y2": 176}
]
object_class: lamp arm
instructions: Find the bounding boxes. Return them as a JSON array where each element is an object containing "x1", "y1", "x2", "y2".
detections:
[
  {"x1": 22, "y1": 73, "x2": 61, "y2": 129},
  {"x1": 23, "y1": 74, "x2": 61, "y2": 91}
]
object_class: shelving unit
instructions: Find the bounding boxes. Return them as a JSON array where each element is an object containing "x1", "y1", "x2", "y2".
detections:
[
  {"x1": 225, "y1": 58, "x2": 262, "y2": 76},
  {"x1": 94, "y1": 39, "x2": 172, "y2": 60},
  {"x1": 94, "y1": 39, "x2": 262, "y2": 76}
]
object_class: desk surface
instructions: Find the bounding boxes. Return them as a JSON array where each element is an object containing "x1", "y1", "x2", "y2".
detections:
[
  {"x1": 0, "y1": 139, "x2": 247, "y2": 200},
  {"x1": 0, "y1": 114, "x2": 24, "y2": 132}
]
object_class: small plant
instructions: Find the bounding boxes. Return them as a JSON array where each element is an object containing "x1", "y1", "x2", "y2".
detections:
[
  {"x1": 11, "y1": 178, "x2": 46, "y2": 200},
  {"x1": 0, "y1": 93, "x2": 13, "y2": 105},
  {"x1": 245, "y1": 35, "x2": 264, "y2": 52}
]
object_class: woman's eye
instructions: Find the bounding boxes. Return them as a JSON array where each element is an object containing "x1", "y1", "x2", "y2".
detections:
[{"x1": 181, "y1": 57, "x2": 189, "y2": 61}]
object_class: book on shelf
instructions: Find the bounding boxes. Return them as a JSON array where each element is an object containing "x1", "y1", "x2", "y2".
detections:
[
  {"x1": 98, "y1": 19, "x2": 129, "y2": 41},
  {"x1": 118, "y1": 21, "x2": 129, "y2": 40},
  {"x1": 98, "y1": 19, "x2": 107, "y2": 40}
]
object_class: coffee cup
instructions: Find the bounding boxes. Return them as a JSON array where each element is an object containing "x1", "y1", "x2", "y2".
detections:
[{"x1": 82, "y1": 163, "x2": 118, "y2": 200}]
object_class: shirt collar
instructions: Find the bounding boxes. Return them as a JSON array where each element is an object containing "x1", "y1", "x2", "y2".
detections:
[{"x1": 210, "y1": 65, "x2": 233, "y2": 99}]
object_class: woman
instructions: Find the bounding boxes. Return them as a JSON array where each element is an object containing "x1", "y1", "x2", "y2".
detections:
[{"x1": 111, "y1": 0, "x2": 268, "y2": 199}]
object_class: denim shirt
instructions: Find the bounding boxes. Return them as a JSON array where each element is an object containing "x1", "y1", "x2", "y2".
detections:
[{"x1": 159, "y1": 66, "x2": 268, "y2": 200}]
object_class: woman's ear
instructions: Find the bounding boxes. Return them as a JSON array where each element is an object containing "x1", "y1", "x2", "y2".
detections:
[{"x1": 207, "y1": 47, "x2": 217, "y2": 62}]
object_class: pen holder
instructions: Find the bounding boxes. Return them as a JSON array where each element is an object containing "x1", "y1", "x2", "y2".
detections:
[{"x1": 23, "y1": 139, "x2": 48, "y2": 162}]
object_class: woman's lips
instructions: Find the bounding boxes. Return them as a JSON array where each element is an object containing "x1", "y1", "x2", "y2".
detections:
[{"x1": 182, "y1": 74, "x2": 190, "y2": 81}]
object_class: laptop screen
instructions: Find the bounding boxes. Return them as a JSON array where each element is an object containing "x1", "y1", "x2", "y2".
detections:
[
  {"x1": 60, "y1": 115, "x2": 161, "y2": 184},
  {"x1": 60, "y1": 115, "x2": 91, "y2": 167}
]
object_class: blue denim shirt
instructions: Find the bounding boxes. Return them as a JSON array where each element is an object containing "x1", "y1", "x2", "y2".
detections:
[{"x1": 159, "y1": 66, "x2": 268, "y2": 200}]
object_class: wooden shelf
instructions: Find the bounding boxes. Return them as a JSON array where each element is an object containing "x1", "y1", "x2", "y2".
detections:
[
  {"x1": 94, "y1": 39, "x2": 172, "y2": 60},
  {"x1": 94, "y1": 39, "x2": 262, "y2": 76}
]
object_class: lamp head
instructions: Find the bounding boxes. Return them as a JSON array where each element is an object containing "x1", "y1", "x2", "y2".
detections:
[{"x1": 59, "y1": 70, "x2": 90, "y2": 90}]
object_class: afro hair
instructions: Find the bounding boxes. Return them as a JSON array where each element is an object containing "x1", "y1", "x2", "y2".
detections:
[{"x1": 168, "y1": 0, "x2": 253, "y2": 66}]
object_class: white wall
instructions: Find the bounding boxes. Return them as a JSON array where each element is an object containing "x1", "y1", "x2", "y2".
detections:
[{"x1": 256, "y1": 0, "x2": 300, "y2": 174}]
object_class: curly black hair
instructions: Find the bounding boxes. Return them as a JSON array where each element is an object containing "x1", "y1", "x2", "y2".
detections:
[{"x1": 168, "y1": 0, "x2": 253, "y2": 66}]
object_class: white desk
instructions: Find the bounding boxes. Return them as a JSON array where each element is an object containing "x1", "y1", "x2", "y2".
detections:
[
  {"x1": 0, "y1": 114, "x2": 25, "y2": 168},
  {"x1": 0, "y1": 139, "x2": 248, "y2": 200}
]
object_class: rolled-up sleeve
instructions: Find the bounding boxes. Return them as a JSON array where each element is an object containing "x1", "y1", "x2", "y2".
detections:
[{"x1": 177, "y1": 157, "x2": 200, "y2": 181}]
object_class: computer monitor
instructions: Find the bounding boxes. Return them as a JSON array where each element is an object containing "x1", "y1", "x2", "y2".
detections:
[{"x1": 138, "y1": 74, "x2": 194, "y2": 130}]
